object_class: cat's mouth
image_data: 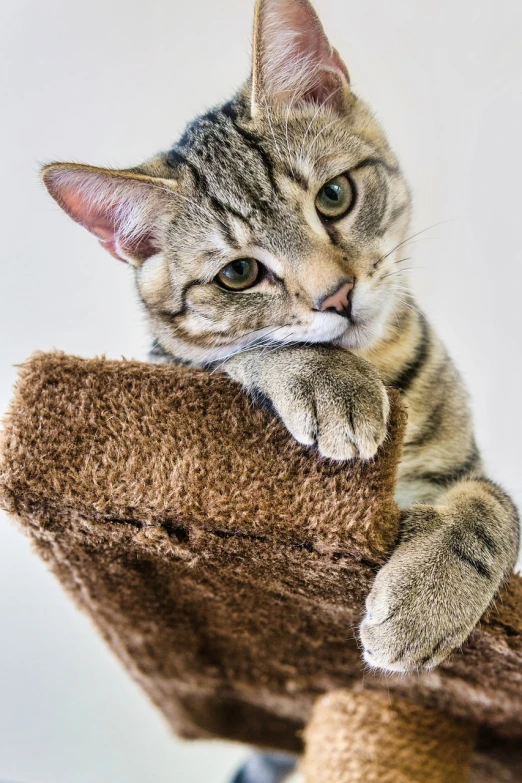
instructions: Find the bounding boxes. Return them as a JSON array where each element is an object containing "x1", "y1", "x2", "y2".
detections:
[{"x1": 317, "y1": 294, "x2": 380, "y2": 349}]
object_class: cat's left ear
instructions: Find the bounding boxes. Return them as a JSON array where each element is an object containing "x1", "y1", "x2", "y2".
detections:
[
  {"x1": 251, "y1": 0, "x2": 350, "y2": 114},
  {"x1": 41, "y1": 162, "x2": 176, "y2": 266}
]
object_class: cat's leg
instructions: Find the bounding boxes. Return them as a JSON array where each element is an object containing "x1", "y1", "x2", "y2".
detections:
[
  {"x1": 223, "y1": 345, "x2": 390, "y2": 462},
  {"x1": 360, "y1": 475, "x2": 519, "y2": 671}
]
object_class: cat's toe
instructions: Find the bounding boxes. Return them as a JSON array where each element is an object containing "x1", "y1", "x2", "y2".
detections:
[
  {"x1": 360, "y1": 612, "x2": 411, "y2": 672},
  {"x1": 314, "y1": 378, "x2": 389, "y2": 461},
  {"x1": 360, "y1": 573, "x2": 460, "y2": 672},
  {"x1": 360, "y1": 603, "x2": 473, "y2": 673},
  {"x1": 360, "y1": 612, "x2": 440, "y2": 672}
]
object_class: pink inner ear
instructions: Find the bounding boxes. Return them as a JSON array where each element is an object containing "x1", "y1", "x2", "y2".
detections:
[
  {"x1": 45, "y1": 169, "x2": 161, "y2": 264},
  {"x1": 92, "y1": 218, "x2": 161, "y2": 264},
  {"x1": 91, "y1": 222, "x2": 127, "y2": 262},
  {"x1": 302, "y1": 67, "x2": 345, "y2": 109},
  {"x1": 61, "y1": 186, "x2": 134, "y2": 263},
  {"x1": 255, "y1": 0, "x2": 349, "y2": 110}
]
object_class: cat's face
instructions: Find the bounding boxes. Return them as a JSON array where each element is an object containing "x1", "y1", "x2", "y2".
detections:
[{"x1": 42, "y1": 0, "x2": 411, "y2": 365}]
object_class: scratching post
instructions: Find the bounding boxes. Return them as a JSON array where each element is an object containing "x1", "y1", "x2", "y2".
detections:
[
  {"x1": 1, "y1": 352, "x2": 522, "y2": 781},
  {"x1": 302, "y1": 691, "x2": 475, "y2": 783}
]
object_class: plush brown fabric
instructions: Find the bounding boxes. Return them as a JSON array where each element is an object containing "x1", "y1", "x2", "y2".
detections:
[
  {"x1": 0, "y1": 352, "x2": 402, "y2": 560},
  {"x1": 302, "y1": 690, "x2": 475, "y2": 783},
  {"x1": 1, "y1": 352, "x2": 522, "y2": 781}
]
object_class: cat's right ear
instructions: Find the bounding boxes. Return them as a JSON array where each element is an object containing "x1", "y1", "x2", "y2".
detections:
[
  {"x1": 41, "y1": 162, "x2": 176, "y2": 266},
  {"x1": 251, "y1": 0, "x2": 350, "y2": 114}
]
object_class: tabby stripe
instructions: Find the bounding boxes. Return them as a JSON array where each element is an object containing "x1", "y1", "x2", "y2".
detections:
[
  {"x1": 391, "y1": 315, "x2": 430, "y2": 393},
  {"x1": 390, "y1": 640, "x2": 417, "y2": 666},
  {"x1": 325, "y1": 224, "x2": 343, "y2": 248},
  {"x1": 167, "y1": 148, "x2": 206, "y2": 192},
  {"x1": 231, "y1": 122, "x2": 282, "y2": 193},
  {"x1": 407, "y1": 404, "x2": 445, "y2": 448},
  {"x1": 472, "y1": 524, "x2": 499, "y2": 555},
  {"x1": 215, "y1": 212, "x2": 241, "y2": 249},
  {"x1": 150, "y1": 278, "x2": 204, "y2": 323},
  {"x1": 352, "y1": 157, "x2": 400, "y2": 176},
  {"x1": 420, "y1": 637, "x2": 447, "y2": 667},
  {"x1": 450, "y1": 539, "x2": 492, "y2": 580},
  {"x1": 220, "y1": 108, "x2": 282, "y2": 195},
  {"x1": 222, "y1": 100, "x2": 308, "y2": 191},
  {"x1": 167, "y1": 147, "x2": 254, "y2": 234},
  {"x1": 412, "y1": 447, "x2": 481, "y2": 487},
  {"x1": 405, "y1": 386, "x2": 446, "y2": 447},
  {"x1": 382, "y1": 202, "x2": 409, "y2": 233},
  {"x1": 208, "y1": 195, "x2": 252, "y2": 239},
  {"x1": 468, "y1": 477, "x2": 521, "y2": 522}
]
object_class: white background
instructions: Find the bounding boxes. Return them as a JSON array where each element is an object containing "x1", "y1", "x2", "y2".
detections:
[{"x1": 1, "y1": 0, "x2": 521, "y2": 781}]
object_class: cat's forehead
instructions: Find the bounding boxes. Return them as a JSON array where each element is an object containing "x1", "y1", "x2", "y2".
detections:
[
  {"x1": 167, "y1": 99, "x2": 282, "y2": 217},
  {"x1": 160, "y1": 94, "x2": 391, "y2": 262},
  {"x1": 163, "y1": 99, "x2": 314, "y2": 256},
  {"x1": 165, "y1": 95, "x2": 380, "y2": 212}
]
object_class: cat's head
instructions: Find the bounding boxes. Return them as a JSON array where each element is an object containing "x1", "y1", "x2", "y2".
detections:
[{"x1": 42, "y1": 0, "x2": 411, "y2": 365}]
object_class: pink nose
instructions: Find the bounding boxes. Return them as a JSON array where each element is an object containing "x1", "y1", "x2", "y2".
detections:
[{"x1": 319, "y1": 281, "x2": 354, "y2": 315}]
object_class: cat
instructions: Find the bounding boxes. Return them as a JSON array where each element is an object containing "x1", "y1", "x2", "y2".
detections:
[{"x1": 41, "y1": 0, "x2": 519, "y2": 676}]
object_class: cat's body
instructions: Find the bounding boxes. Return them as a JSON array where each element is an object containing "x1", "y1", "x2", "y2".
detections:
[{"x1": 42, "y1": 0, "x2": 519, "y2": 674}]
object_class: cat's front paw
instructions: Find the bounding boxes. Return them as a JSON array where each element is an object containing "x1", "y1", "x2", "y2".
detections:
[
  {"x1": 359, "y1": 507, "x2": 495, "y2": 672},
  {"x1": 360, "y1": 580, "x2": 471, "y2": 673},
  {"x1": 225, "y1": 345, "x2": 389, "y2": 461}
]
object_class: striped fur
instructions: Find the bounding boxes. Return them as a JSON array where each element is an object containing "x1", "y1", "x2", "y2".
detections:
[{"x1": 42, "y1": 0, "x2": 519, "y2": 673}]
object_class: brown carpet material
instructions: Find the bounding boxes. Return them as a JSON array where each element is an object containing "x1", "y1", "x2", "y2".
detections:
[
  {"x1": 1, "y1": 352, "x2": 522, "y2": 780},
  {"x1": 302, "y1": 690, "x2": 475, "y2": 783}
]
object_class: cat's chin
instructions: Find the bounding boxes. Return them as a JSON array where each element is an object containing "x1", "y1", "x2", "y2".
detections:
[{"x1": 334, "y1": 318, "x2": 382, "y2": 352}]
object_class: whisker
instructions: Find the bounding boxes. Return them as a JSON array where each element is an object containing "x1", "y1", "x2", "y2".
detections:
[
  {"x1": 258, "y1": 334, "x2": 299, "y2": 357},
  {"x1": 298, "y1": 87, "x2": 342, "y2": 168},
  {"x1": 379, "y1": 266, "x2": 425, "y2": 282},
  {"x1": 374, "y1": 219, "x2": 457, "y2": 270},
  {"x1": 376, "y1": 258, "x2": 411, "y2": 281},
  {"x1": 285, "y1": 85, "x2": 302, "y2": 176},
  {"x1": 262, "y1": 97, "x2": 285, "y2": 166},
  {"x1": 392, "y1": 295, "x2": 425, "y2": 319},
  {"x1": 208, "y1": 323, "x2": 296, "y2": 373},
  {"x1": 304, "y1": 116, "x2": 345, "y2": 164}
]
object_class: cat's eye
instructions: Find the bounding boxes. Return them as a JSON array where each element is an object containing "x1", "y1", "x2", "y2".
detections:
[
  {"x1": 216, "y1": 258, "x2": 261, "y2": 291},
  {"x1": 315, "y1": 174, "x2": 354, "y2": 220}
]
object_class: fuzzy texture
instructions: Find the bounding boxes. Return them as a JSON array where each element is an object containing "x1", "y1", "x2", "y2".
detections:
[
  {"x1": 0, "y1": 352, "x2": 402, "y2": 558},
  {"x1": 302, "y1": 690, "x2": 475, "y2": 783},
  {"x1": 1, "y1": 353, "x2": 522, "y2": 781},
  {"x1": 40, "y1": 0, "x2": 520, "y2": 675}
]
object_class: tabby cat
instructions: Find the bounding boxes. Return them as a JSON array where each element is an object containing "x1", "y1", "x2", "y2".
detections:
[{"x1": 42, "y1": 0, "x2": 519, "y2": 673}]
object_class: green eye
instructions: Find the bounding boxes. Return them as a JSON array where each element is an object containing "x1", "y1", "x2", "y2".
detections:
[
  {"x1": 315, "y1": 174, "x2": 354, "y2": 220},
  {"x1": 216, "y1": 258, "x2": 260, "y2": 291}
]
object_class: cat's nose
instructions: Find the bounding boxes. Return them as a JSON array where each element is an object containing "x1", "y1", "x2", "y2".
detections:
[{"x1": 318, "y1": 279, "x2": 355, "y2": 319}]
